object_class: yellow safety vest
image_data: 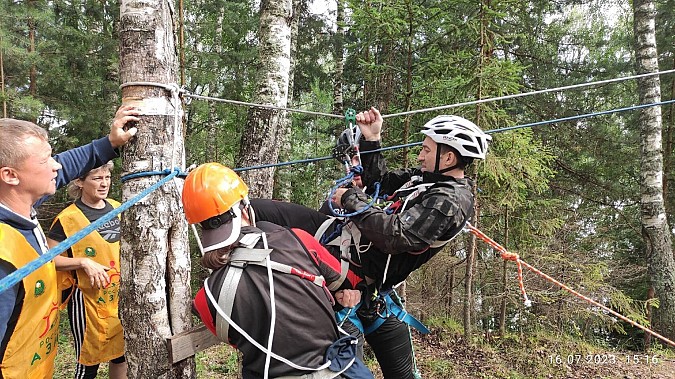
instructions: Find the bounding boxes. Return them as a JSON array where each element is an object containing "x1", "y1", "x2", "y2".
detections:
[
  {"x1": 0, "y1": 224, "x2": 59, "y2": 379},
  {"x1": 53, "y1": 200, "x2": 124, "y2": 365}
]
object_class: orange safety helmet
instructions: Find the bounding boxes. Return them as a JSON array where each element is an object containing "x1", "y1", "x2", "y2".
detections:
[{"x1": 182, "y1": 163, "x2": 249, "y2": 224}]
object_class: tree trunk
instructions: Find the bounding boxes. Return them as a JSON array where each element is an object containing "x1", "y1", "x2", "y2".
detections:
[
  {"x1": 401, "y1": 0, "x2": 414, "y2": 168},
  {"x1": 119, "y1": 1, "x2": 193, "y2": 377},
  {"x1": 332, "y1": 0, "x2": 345, "y2": 116},
  {"x1": 464, "y1": 184, "x2": 479, "y2": 337},
  {"x1": 274, "y1": 0, "x2": 302, "y2": 201},
  {"x1": 633, "y1": 0, "x2": 675, "y2": 341},
  {"x1": 446, "y1": 264, "x2": 455, "y2": 313},
  {"x1": 664, "y1": 59, "x2": 674, "y2": 218},
  {"x1": 28, "y1": 0, "x2": 36, "y2": 100},
  {"x1": 498, "y1": 207, "x2": 509, "y2": 336},
  {"x1": 236, "y1": 0, "x2": 293, "y2": 198},
  {"x1": 0, "y1": 34, "x2": 6, "y2": 118}
]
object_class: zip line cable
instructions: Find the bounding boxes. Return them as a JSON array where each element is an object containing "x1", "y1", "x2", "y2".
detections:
[
  {"x1": 183, "y1": 93, "x2": 343, "y2": 119},
  {"x1": 178, "y1": 69, "x2": 675, "y2": 120},
  {"x1": 233, "y1": 99, "x2": 675, "y2": 172}
]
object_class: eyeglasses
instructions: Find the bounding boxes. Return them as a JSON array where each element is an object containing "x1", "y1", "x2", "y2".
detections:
[{"x1": 201, "y1": 210, "x2": 236, "y2": 230}]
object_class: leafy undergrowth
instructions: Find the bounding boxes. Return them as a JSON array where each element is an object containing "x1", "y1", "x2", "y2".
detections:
[{"x1": 54, "y1": 310, "x2": 675, "y2": 379}]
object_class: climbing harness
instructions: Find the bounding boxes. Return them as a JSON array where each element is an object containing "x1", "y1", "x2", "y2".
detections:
[
  {"x1": 201, "y1": 231, "x2": 355, "y2": 379},
  {"x1": 361, "y1": 288, "x2": 430, "y2": 336}
]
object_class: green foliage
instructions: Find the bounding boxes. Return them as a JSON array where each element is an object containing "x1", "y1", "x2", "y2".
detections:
[{"x1": 4, "y1": 0, "x2": 672, "y2": 354}]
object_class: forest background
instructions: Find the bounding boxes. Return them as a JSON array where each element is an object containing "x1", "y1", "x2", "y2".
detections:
[{"x1": 1, "y1": 0, "x2": 674, "y2": 378}]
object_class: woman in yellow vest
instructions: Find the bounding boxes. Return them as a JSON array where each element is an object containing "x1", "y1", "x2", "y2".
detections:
[{"x1": 46, "y1": 162, "x2": 127, "y2": 379}]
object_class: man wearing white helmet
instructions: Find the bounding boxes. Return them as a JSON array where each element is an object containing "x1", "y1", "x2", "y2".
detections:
[
  {"x1": 330, "y1": 107, "x2": 491, "y2": 379},
  {"x1": 252, "y1": 107, "x2": 491, "y2": 379}
]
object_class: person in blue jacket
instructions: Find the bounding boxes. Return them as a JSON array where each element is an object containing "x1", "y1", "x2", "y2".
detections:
[{"x1": 0, "y1": 105, "x2": 139, "y2": 379}]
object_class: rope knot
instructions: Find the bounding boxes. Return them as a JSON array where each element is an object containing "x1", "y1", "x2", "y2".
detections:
[{"x1": 501, "y1": 251, "x2": 519, "y2": 262}]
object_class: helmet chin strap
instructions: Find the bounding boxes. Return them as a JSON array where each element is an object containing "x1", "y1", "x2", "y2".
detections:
[{"x1": 433, "y1": 147, "x2": 458, "y2": 174}]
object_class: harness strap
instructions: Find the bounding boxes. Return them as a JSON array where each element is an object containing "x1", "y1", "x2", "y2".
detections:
[
  {"x1": 335, "y1": 303, "x2": 364, "y2": 333},
  {"x1": 215, "y1": 263, "x2": 244, "y2": 343},
  {"x1": 314, "y1": 217, "x2": 338, "y2": 243},
  {"x1": 362, "y1": 293, "x2": 430, "y2": 335},
  {"x1": 327, "y1": 258, "x2": 350, "y2": 291}
]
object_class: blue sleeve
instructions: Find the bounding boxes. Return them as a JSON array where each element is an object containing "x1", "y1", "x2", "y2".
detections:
[
  {"x1": 0, "y1": 262, "x2": 19, "y2": 344},
  {"x1": 35, "y1": 137, "x2": 118, "y2": 207}
]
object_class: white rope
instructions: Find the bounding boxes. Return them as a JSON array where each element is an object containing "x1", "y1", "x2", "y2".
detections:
[
  {"x1": 263, "y1": 233, "x2": 275, "y2": 379},
  {"x1": 121, "y1": 69, "x2": 675, "y2": 124},
  {"x1": 203, "y1": 278, "x2": 333, "y2": 372}
]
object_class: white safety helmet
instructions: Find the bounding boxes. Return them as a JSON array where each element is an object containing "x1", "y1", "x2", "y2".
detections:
[{"x1": 421, "y1": 115, "x2": 492, "y2": 160}]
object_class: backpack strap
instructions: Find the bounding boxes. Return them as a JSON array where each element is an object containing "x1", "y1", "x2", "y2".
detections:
[
  {"x1": 215, "y1": 262, "x2": 244, "y2": 343},
  {"x1": 215, "y1": 243, "x2": 331, "y2": 342},
  {"x1": 215, "y1": 246, "x2": 273, "y2": 342}
]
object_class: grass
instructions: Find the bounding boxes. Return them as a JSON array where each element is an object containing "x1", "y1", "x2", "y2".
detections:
[{"x1": 54, "y1": 310, "x2": 675, "y2": 378}]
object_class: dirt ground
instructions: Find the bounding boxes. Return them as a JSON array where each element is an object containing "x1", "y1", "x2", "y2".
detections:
[{"x1": 407, "y1": 329, "x2": 675, "y2": 379}]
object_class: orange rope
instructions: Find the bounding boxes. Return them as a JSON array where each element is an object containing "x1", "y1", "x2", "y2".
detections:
[{"x1": 465, "y1": 223, "x2": 675, "y2": 348}]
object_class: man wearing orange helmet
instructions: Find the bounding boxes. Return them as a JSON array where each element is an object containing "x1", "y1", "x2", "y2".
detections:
[
  {"x1": 252, "y1": 107, "x2": 492, "y2": 379},
  {"x1": 182, "y1": 163, "x2": 373, "y2": 379}
]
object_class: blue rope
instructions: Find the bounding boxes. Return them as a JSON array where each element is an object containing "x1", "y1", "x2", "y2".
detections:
[
  {"x1": 319, "y1": 221, "x2": 344, "y2": 245},
  {"x1": 488, "y1": 98, "x2": 675, "y2": 134},
  {"x1": 326, "y1": 169, "x2": 381, "y2": 218},
  {"x1": 231, "y1": 99, "x2": 675, "y2": 172},
  {"x1": 0, "y1": 168, "x2": 182, "y2": 295},
  {"x1": 121, "y1": 168, "x2": 188, "y2": 182}
]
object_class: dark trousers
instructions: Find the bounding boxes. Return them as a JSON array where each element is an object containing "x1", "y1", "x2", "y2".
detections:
[{"x1": 364, "y1": 316, "x2": 414, "y2": 379}]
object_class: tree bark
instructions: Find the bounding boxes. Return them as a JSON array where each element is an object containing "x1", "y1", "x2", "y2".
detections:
[
  {"x1": 274, "y1": 0, "x2": 302, "y2": 201},
  {"x1": 633, "y1": 0, "x2": 675, "y2": 341},
  {"x1": 332, "y1": 0, "x2": 345, "y2": 116},
  {"x1": 119, "y1": 1, "x2": 193, "y2": 377},
  {"x1": 464, "y1": 184, "x2": 479, "y2": 337},
  {"x1": 236, "y1": 0, "x2": 293, "y2": 198},
  {"x1": 498, "y1": 207, "x2": 509, "y2": 336}
]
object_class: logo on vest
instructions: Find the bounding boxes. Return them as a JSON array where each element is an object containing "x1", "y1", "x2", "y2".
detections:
[
  {"x1": 85, "y1": 246, "x2": 96, "y2": 257},
  {"x1": 34, "y1": 279, "x2": 45, "y2": 297}
]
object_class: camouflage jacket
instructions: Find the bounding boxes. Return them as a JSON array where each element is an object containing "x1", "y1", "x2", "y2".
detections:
[{"x1": 340, "y1": 140, "x2": 475, "y2": 288}]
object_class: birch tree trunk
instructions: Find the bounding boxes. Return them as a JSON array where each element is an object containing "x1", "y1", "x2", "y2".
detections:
[
  {"x1": 633, "y1": 0, "x2": 675, "y2": 340},
  {"x1": 273, "y1": 0, "x2": 301, "y2": 201},
  {"x1": 119, "y1": 1, "x2": 193, "y2": 377},
  {"x1": 236, "y1": 0, "x2": 293, "y2": 197}
]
